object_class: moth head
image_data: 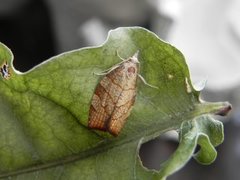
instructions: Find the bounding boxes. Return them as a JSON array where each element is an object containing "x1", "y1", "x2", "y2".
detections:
[
  {"x1": 125, "y1": 51, "x2": 140, "y2": 78},
  {"x1": 130, "y1": 51, "x2": 139, "y2": 64}
]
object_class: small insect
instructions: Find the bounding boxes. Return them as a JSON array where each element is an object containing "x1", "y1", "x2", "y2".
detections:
[
  {"x1": 0, "y1": 61, "x2": 11, "y2": 80},
  {"x1": 88, "y1": 51, "x2": 157, "y2": 136}
]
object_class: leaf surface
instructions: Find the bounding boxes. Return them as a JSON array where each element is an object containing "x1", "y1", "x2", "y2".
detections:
[{"x1": 0, "y1": 27, "x2": 231, "y2": 179}]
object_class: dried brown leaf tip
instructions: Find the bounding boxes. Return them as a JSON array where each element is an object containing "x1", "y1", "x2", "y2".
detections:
[
  {"x1": 88, "y1": 51, "x2": 141, "y2": 136},
  {"x1": 215, "y1": 103, "x2": 232, "y2": 116},
  {"x1": 0, "y1": 61, "x2": 11, "y2": 80}
]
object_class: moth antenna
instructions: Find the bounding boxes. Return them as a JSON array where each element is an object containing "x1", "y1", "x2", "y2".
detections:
[
  {"x1": 116, "y1": 50, "x2": 126, "y2": 61},
  {"x1": 138, "y1": 74, "x2": 159, "y2": 89},
  {"x1": 94, "y1": 51, "x2": 128, "y2": 76},
  {"x1": 94, "y1": 50, "x2": 140, "y2": 76},
  {"x1": 117, "y1": 50, "x2": 139, "y2": 62}
]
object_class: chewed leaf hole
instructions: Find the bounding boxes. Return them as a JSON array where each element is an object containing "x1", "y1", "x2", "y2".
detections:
[
  {"x1": 139, "y1": 132, "x2": 179, "y2": 171},
  {"x1": 194, "y1": 144, "x2": 201, "y2": 154}
]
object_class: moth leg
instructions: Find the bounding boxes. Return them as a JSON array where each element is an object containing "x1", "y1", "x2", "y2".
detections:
[
  {"x1": 138, "y1": 74, "x2": 159, "y2": 89},
  {"x1": 94, "y1": 64, "x2": 121, "y2": 76},
  {"x1": 94, "y1": 51, "x2": 127, "y2": 76},
  {"x1": 94, "y1": 71, "x2": 110, "y2": 76}
]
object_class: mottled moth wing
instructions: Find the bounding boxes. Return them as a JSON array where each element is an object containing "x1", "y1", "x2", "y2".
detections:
[
  {"x1": 88, "y1": 54, "x2": 138, "y2": 136},
  {"x1": 107, "y1": 78, "x2": 137, "y2": 136}
]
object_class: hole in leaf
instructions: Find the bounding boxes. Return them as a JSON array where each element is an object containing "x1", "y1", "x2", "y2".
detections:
[
  {"x1": 194, "y1": 144, "x2": 201, "y2": 154},
  {"x1": 139, "y1": 131, "x2": 179, "y2": 171}
]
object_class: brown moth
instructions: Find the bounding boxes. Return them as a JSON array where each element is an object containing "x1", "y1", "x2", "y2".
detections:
[{"x1": 88, "y1": 51, "x2": 157, "y2": 136}]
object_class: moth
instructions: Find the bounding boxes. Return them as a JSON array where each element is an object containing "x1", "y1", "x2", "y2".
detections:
[
  {"x1": 88, "y1": 51, "x2": 157, "y2": 136},
  {"x1": 0, "y1": 61, "x2": 11, "y2": 80}
]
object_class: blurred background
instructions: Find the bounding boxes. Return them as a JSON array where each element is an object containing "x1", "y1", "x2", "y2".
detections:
[{"x1": 0, "y1": 0, "x2": 239, "y2": 179}]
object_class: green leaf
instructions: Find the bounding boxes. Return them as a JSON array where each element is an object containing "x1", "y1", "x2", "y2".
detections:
[
  {"x1": 157, "y1": 115, "x2": 224, "y2": 180},
  {"x1": 0, "y1": 27, "x2": 231, "y2": 179}
]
